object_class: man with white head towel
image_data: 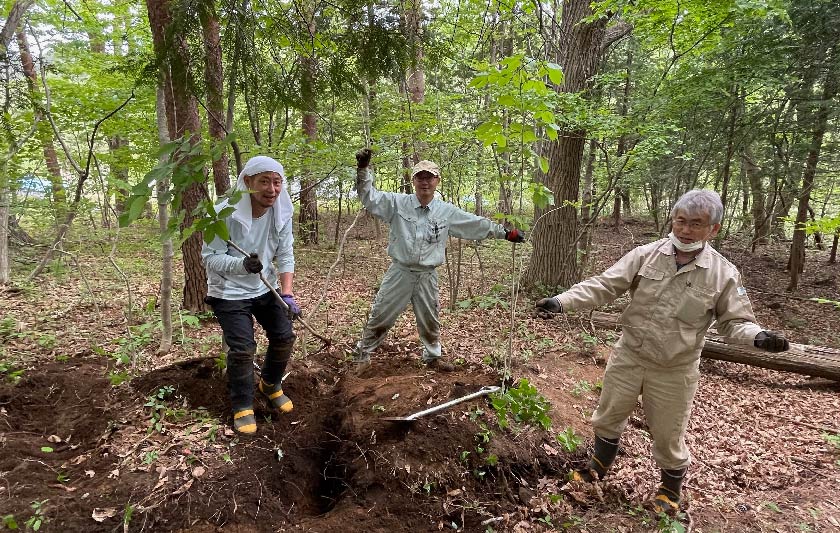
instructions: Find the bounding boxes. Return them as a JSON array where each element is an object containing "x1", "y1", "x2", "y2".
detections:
[{"x1": 202, "y1": 156, "x2": 301, "y2": 435}]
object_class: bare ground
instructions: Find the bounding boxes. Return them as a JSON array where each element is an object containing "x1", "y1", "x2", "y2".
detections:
[{"x1": 1, "y1": 215, "x2": 839, "y2": 532}]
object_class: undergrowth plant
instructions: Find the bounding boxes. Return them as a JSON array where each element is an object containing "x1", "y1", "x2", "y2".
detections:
[
  {"x1": 556, "y1": 427, "x2": 583, "y2": 452},
  {"x1": 144, "y1": 385, "x2": 176, "y2": 434},
  {"x1": 24, "y1": 500, "x2": 48, "y2": 531},
  {"x1": 490, "y1": 378, "x2": 552, "y2": 430}
]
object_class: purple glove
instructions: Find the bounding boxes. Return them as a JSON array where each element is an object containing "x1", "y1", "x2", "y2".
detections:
[{"x1": 280, "y1": 294, "x2": 301, "y2": 319}]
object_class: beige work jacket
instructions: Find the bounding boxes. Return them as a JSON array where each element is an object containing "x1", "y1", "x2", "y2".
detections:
[{"x1": 555, "y1": 239, "x2": 763, "y2": 369}]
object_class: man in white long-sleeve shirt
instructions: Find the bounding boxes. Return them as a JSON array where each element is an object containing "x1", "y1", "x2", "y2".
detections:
[
  {"x1": 535, "y1": 189, "x2": 789, "y2": 512},
  {"x1": 202, "y1": 156, "x2": 301, "y2": 435},
  {"x1": 353, "y1": 148, "x2": 524, "y2": 371}
]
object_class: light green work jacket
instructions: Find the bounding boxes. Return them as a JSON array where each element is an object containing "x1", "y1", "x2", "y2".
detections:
[{"x1": 356, "y1": 168, "x2": 507, "y2": 269}]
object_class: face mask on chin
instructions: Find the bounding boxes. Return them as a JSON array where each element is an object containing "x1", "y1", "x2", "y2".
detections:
[{"x1": 668, "y1": 232, "x2": 705, "y2": 253}]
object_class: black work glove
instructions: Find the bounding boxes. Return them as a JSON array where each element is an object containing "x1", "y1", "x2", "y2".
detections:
[
  {"x1": 243, "y1": 253, "x2": 263, "y2": 274},
  {"x1": 754, "y1": 330, "x2": 789, "y2": 352},
  {"x1": 534, "y1": 297, "x2": 562, "y2": 319},
  {"x1": 505, "y1": 228, "x2": 525, "y2": 243},
  {"x1": 356, "y1": 148, "x2": 373, "y2": 169}
]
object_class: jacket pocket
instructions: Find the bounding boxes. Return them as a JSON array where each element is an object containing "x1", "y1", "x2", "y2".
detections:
[
  {"x1": 424, "y1": 218, "x2": 448, "y2": 244},
  {"x1": 675, "y1": 285, "x2": 714, "y2": 324},
  {"x1": 639, "y1": 265, "x2": 665, "y2": 280}
]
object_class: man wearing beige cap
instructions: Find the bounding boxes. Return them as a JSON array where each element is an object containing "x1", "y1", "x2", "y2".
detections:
[{"x1": 353, "y1": 148, "x2": 524, "y2": 371}]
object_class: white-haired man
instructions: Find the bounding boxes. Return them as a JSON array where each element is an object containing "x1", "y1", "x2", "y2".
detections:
[
  {"x1": 536, "y1": 189, "x2": 789, "y2": 512},
  {"x1": 202, "y1": 156, "x2": 301, "y2": 435}
]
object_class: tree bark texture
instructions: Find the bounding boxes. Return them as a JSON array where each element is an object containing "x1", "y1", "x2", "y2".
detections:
[
  {"x1": 298, "y1": 6, "x2": 319, "y2": 244},
  {"x1": 589, "y1": 312, "x2": 840, "y2": 381},
  {"x1": 788, "y1": 63, "x2": 838, "y2": 291},
  {"x1": 1, "y1": 0, "x2": 33, "y2": 55},
  {"x1": 525, "y1": 0, "x2": 607, "y2": 289},
  {"x1": 743, "y1": 145, "x2": 769, "y2": 246},
  {"x1": 0, "y1": 184, "x2": 9, "y2": 283},
  {"x1": 201, "y1": 8, "x2": 230, "y2": 196},
  {"x1": 17, "y1": 28, "x2": 67, "y2": 222},
  {"x1": 403, "y1": 0, "x2": 425, "y2": 158},
  {"x1": 146, "y1": 0, "x2": 209, "y2": 311}
]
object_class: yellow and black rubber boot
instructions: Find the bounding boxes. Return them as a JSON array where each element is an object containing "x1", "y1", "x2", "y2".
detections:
[
  {"x1": 232, "y1": 407, "x2": 257, "y2": 435},
  {"x1": 571, "y1": 434, "x2": 620, "y2": 482},
  {"x1": 259, "y1": 341, "x2": 294, "y2": 413},
  {"x1": 259, "y1": 379, "x2": 294, "y2": 413},
  {"x1": 652, "y1": 467, "x2": 687, "y2": 514}
]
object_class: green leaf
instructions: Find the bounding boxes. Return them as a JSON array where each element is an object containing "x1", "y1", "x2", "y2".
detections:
[
  {"x1": 546, "y1": 63, "x2": 564, "y2": 85},
  {"x1": 41, "y1": 447, "x2": 53, "y2": 453},
  {"x1": 539, "y1": 156, "x2": 549, "y2": 174},
  {"x1": 497, "y1": 94, "x2": 517, "y2": 107},
  {"x1": 204, "y1": 220, "x2": 229, "y2": 244},
  {"x1": 3, "y1": 514, "x2": 19, "y2": 529}
]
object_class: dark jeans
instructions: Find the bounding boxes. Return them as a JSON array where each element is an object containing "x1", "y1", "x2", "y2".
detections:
[{"x1": 206, "y1": 291, "x2": 296, "y2": 410}]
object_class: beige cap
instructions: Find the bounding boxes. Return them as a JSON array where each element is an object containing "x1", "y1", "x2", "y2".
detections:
[{"x1": 411, "y1": 160, "x2": 441, "y2": 178}]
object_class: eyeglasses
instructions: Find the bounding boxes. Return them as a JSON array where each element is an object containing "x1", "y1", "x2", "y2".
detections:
[
  {"x1": 672, "y1": 218, "x2": 711, "y2": 231},
  {"x1": 413, "y1": 175, "x2": 439, "y2": 183}
]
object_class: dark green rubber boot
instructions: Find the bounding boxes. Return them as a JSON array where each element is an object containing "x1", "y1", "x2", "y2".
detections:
[{"x1": 572, "y1": 434, "x2": 620, "y2": 482}]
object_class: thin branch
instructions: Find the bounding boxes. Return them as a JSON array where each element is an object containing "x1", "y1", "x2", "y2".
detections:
[{"x1": 59, "y1": 0, "x2": 83, "y2": 21}]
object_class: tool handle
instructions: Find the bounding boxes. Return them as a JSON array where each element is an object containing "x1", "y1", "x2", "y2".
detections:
[
  {"x1": 406, "y1": 386, "x2": 500, "y2": 420},
  {"x1": 225, "y1": 239, "x2": 332, "y2": 345}
]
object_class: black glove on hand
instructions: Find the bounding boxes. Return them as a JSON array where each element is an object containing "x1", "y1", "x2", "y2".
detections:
[
  {"x1": 754, "y1": 330, "x2": 789, "y2": 352},
  {"x1": 356, "y1": 148, "x2": 373, "y2": 169},
  {"x1": 505, "y1": 228, "x2": 525, "y2": 243},
  {"x1": 534, "y1": 297, "x2": 562, "y2": 319},
  {"x1": 243, "y1": 253, "x2": 263, "y2": 274}
]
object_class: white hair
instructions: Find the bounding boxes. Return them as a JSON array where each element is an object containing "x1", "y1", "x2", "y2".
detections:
[{"x1": 672, "y1": 190, "x2": 724, "y2": 224}]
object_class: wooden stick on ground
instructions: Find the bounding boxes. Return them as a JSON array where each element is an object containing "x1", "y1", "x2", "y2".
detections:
[{"x1": 586, "y1": 311, "x2": 840, "y2": 382}]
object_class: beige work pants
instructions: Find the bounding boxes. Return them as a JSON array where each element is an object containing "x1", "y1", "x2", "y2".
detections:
[{"x1": 590, "y1": 350, "x2": 700, "y2": 470}]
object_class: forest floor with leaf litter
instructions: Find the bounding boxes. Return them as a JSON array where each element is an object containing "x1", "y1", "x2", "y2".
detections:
[{"x1": 1, "y1": 216, "x2": 839, "y2": 532}]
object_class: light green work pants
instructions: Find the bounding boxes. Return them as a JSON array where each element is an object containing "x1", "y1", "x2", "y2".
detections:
[
  {"x1": 356, "y1": 263, "x2": 441, "y2": 361},
  {"x1": 590, "y1": 349, "x2": 700, "y2": 470}
]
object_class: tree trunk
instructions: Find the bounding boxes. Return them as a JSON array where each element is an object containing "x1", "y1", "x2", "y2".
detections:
[
  {"x1": 403, "y1": 0, "x2": 425, "y2": 159},
  {"x1": 743, "y1": 145, "x2": 769, "y2": 247},
  {"x1": 715, "y1": 85, "x2": 740, "y2": 247},
  {"x1": 788, "y1": 64, "x2": 838, "y2": 291},
  {"x1": 16, "y1": 28, "x2": 67, "y2": 223},
  {"x1": 0, "y1": 183, "x2": 9, "y2": 284},
  {"x1": 146, "y1": 0, "x2": 209, "y2": 311},
  {"x1": 298, "y1": 4, "x2": 319, "y2": 244},
  {"x1": 155, "y1": 82, "x2": 173, "y2": 354},
  {"x1": 1, "y1": 0, "x2": 33, "y2": 55},
  {"x1": 107, "y1": 135, "x2": 129, "y2": 220},
  {"x1": 612, "y1": 46, "x2": 632, "y2": 229},
  {"x1": 524, "y1": 0, "x2": 607, "y2": 289},
  {"x1": 579, "y1": 138, "x2": 597, "y2": 271},
  {"x1": 201, "y1": 7, "x2": 230, "y2": 196}
]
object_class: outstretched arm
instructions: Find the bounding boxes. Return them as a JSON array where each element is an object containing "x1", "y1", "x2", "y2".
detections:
[
  {"x1": 355, "y1": 148, "x2": 398, "y2": 221},
  {"x1": 447, "y1": 208, "x2": 507, "y2": 241},
  {"x1": 555, "y1": 248, "x2": 643, "y2": 312}
]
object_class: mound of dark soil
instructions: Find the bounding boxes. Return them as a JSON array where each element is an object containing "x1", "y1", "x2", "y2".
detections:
[{"x1": 1, "y1": 353, "x2": 572, "y2": 532}]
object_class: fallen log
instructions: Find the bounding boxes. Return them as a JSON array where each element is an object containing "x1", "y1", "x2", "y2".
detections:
[{"x1": 587, "y1": 311, "x2": 840, "y2": 382}]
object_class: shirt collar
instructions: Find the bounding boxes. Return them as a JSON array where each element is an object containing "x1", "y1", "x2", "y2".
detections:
[
  {"x1": 656, "y1": 238, "x2": 711, "y2": 268},
  {"x1": 411, "y1": 195, "x2": 435, "y2": 210}
]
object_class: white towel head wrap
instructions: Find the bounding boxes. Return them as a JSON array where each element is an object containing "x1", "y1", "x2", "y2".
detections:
[{"x1": 218, "y1": 155, "x2": 294, "y2": 232}]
